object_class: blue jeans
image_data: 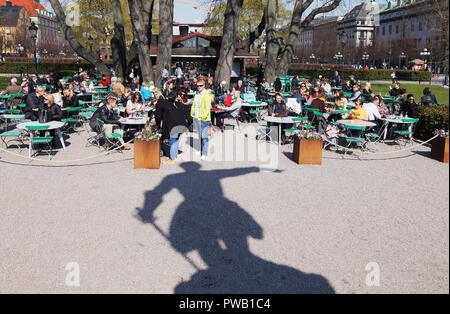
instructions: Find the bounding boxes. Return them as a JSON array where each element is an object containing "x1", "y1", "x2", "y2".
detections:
[
  {"x1": 170, "y1": 133, "x2": 181, "y2": 160},
  {"x1": 194, "y1": 118, "x2": 209, "y2": 156}
]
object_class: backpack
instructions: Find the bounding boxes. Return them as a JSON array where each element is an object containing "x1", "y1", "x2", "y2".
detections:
[{"x1": 224, "y1": 95, "x2": 232, "y2": 107}]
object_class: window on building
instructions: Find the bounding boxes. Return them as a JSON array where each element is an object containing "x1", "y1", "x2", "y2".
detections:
[
  {"x1": 419, "y1": 23, "x2": 423, "y2": 31},
  {"x1": 382, "y1": 26, "x2": 385, "y2": 36},
  {"x1": 396, "y1": 25, "x2": 399, "y2": 34},
  {"x1": 198, "y1": 37, "x2": 210, "y2": 48},
  {"x1": 389, "y1": 25, "x2": 392, "y2": 35},
  {"x1": 411, "y1": 23, "x2": 415, "y2": 32}
]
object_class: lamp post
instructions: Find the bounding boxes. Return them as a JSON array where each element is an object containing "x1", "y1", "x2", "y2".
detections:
[
  {"x1": 399, "y1": 52, "x2": 406, "y2": 69},
  {"x1": 28, "y1": 22, "x2": 38, "y2": 76},
  {"x1": 362, "y1": 53, "x2": 369, "y2": 68},
  {"x1": 339, "y1": 32, "x2": 348, "y2": 80},
  {"x1": 16, "y1": 44, "x2": 24, "y2": 57},
  {"x1": 310, "y1": 53, "x2": 316, "y2": 64},
  {"x1": 388, "y1": 48, "x2": 392, "y2": 69},
  {"x1": 421, "y1": 48, "x2": 432, "y2": 84}
]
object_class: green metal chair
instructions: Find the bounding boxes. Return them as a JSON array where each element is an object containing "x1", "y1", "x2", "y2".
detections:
[
  {"x1": 25, "y1": 125, "x2": 53, "y2": 158},
  {"x1": 342, "y1": 125, "x2": 368, "y2": 159},
  {"x1": 95, "y1": 118, "x2": 124, "y2": 152},
  {"x1": 393, "y1": 118, "x2": 419, "y2": 146},
  {"x1": 0, "y1": 131, "x2": 25, "y2": 150}
]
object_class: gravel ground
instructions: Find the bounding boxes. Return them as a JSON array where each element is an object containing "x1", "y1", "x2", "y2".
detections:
[{"x1": 0, "y1": 124, "x2": 448, "y2": 294}]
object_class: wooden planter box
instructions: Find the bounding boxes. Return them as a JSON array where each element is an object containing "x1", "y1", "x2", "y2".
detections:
[
  {"x1": 431, "y1": 137, "x2": 449, "y2": 163},
  {"x1": 293, "y1": 138, "x2": 323, "y2": 165},
  {"x1": 134, "y1": 140, "x2": 161, "y2": 169}
]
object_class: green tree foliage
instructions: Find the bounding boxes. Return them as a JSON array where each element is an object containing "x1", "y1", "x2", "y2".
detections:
[{"x1": 204, "y1": 0, "x2": 291, "y2": 52}]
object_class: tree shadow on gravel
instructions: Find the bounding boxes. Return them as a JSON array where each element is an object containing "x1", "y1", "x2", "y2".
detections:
[{"x1": 135, "y1": 162, "x2": 335, "y2": 294}]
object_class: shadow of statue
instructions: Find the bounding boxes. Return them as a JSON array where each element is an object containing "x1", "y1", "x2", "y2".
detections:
[{"x1": 136, "y1": 162, "x2": 335, "y2": 294}]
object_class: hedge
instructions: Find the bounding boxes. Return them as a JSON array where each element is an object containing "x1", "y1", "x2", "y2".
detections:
[
  {"x1": 0, "y1": 62, "x2": 93, "y2": 75},
  {"x1": 415, "y1": 105, "x2": 449, "y2": 140},
  {"x1": 246, "y1": 67, "x2": 432, "y2": 81}
]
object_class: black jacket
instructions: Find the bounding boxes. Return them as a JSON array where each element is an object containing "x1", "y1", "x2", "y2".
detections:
[
  {"x1": 401, "y1": 101, "x2": 418, "y2": 118},
  {"x1": 268, "y1": 100, "x2": 287, "y2": 116},
  {"x1": 155, "y1": 99, "x2": 189, "y2": 140},
  {"x1": 274, "y1": 80, "x2": 282, "y2": 93},
  {"x1": 40, "y1": 103, "x2": 63, "y2": 121},
  {"x1": 25, "y1": 92, "x2": 44, "y2": 114},
  {"x1": 421, "y1": 94, "x2": 437, "y2": 106},
  {"x1": 329, "y1": 75, "x2": 342, "y2": 87},
  {"x1": 389, "y1": 88, "x2": 402, "y2": 98},
  {"x1": 90, "y1": 105, "x2": 121, "y2": 132},
  {"x1": 63, "y1": 95, "x2": 79, "y2": 108}
]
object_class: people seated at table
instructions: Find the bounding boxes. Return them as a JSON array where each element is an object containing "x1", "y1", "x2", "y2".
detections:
[
  {"x1": 291, "y1": 75, "x2": 300, "y2": 90},
  {"x1": 62, "y1": 88, "x2": 79, "y2": 108},
  {"x1": 268, "y1": 93, "x2": 288, "y2": 116},
  {"x1": 126, "y1": 91, "x2": 145, "y2": 118},
  {"x1": 421, "y1": 87, "x2": 438, "y2": 106},
  {"x1": 274, "y1": 78, "x2": 282, "y2": 93},
  {"x1": 310, "y1": 92, "x2": 328, "y2": 113},
  {"x1": 112, "y1": 77, "x2": 126, "y2": 96},
  {"x1": 329, "y1": 71, "x2": 342, "y2": 88},
  {"x1": 349, "y1": 100, "x2": 369, "y2": 121},
  {"x1": 321, "y1": 79, "x2": 332, "y2": 94},
  {"x1": 119, "y1": 88, "x2": 132, "y2": 106},
  {"x1": 0, "y1": 77, "x2": 24, "y2": 108},
  {"x1": 42, "y1": 94, "x2": 63, "y2": 122},
  {"x1": 342, "y1": 80, "x2": 353, "y2": 93},
  {"x1": 216, "y1": 80, "x2": 227, "y2": 100},
  {"x1": 362, "y1": 97, "x2": 382, "y2": 122},
  {"x1": 237, "y1": 80, "x2": 246, "y2": 93},
  {"x1": 99, "y1": 75, "x2": 111, "y2": 88},
  {"x1": 25, "y1": 86, "x2": 46, "y2": 121},
  {"x1": 28, "y1": 74, "x2": 41, "y2": 93},
  {"x1": 389, "y1": 83, "x2": 402, "y2": 98},
  {"x1": 215, "y1": 89, "x2": 243, "y2": 129},
  {"x1": 89, "y1": 95, "x2": 127, "y2": 149},
  {"x1": 21, "y1": 78, "x2": 30, "y2": 95},
  {"x1": 334, "y1": 90, "x2": 349, "y2": 119},
  {"x1": 130, "y1": 77, "x2": 141, "y2": 92},
  {"x1": 401, "y1": 94, "x2": 418, "y2": 118},
  {"x1": 362, "y1": 82, "x2": 375, "y2": 101},
  {"x1": 292, "y1": 89, "x2": 302, "y2": 100},
  {"x1": 140, "y1": 81, "x2": 153, "y2": 102},
  {"x1": 72, "y1": 80, "x2": 81, "y2": 94},
  {"x1": 374, "y1": 95, "x2": 390, "y2": 117},
  {"x1": 349, "y1": 84, "x2": 362, "y2": 102},
  {"x1": 80, "y1": 74, "x2": 95, "y2": 93}
]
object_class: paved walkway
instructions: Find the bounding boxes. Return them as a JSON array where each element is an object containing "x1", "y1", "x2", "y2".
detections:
[{"x1": 0, "y1": 125, "x2": 448, "y2": 293}]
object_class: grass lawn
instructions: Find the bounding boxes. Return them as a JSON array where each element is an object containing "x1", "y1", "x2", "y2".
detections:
[
  {"x1": 370, "y1": 83, "x2": 449, "y2": 106},
  {"x1": 0, "y1": 77, "x2": 9, "y2": 90}
]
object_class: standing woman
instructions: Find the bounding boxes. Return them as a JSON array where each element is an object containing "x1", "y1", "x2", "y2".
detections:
[{"x1": 191, "y1": 80, "x2": 212, "y2": 160}]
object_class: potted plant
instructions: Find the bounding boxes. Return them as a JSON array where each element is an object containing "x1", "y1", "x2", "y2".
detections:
[
  {"x1": 292, "y1": 129, "x2": 323, "y2": 165},
  {"x1": 134, "y1": 122, "x2": 162, "y2": 169},
  {"x1": 431, "y1": 129, "x2": 449, "y2": 163}
]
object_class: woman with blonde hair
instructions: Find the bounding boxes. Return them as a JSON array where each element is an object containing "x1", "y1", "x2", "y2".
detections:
[{"x1": 80, "y1": 74, "x2": 94, "y2": 92}]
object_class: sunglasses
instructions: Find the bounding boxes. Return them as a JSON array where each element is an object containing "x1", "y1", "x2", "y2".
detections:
[{"x1": 197, "y1": 85, "x2": 204, "y2": 88}]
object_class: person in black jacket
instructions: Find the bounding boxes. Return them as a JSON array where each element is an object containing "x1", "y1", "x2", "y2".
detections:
[
  {"x1": 163, "y1": 91, "x2": 190, "y2": 164},
  {"x1": 329, "y1": 71, "x2": 342, "y2": 88},
  {"x1": 38, "y1": 94, "x2": 63, "y2": 147},
  {"x1": 421, "y1": 87, "x2": 438, "y2": 106},
  {"x1": 274, "y1": 78, "x2": 282, "y2": 93},
  {"x1": 401, "y1": 94, "x2": 418, "y2": 118},
  {"x1": 389, "y1": 83, "x2": 402, "y2": 98},
  {"x1": 90, "y1": 95, "x2": 126, "y2": 148},
  {"x1": 62, "y1": 88, "x2": 79, "y2": 109},
  {"x1": 25, "y1": 86, "x2": 46, "y2": 121}
]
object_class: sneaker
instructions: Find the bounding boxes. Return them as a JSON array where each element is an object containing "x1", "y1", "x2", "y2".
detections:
[
  {"x1": 200, "y1": 155, "x2": 207, "y2": 161},
  {"x1": 164, "y1": 159, "x2": 176, "y2": 164},
  {"x1": 121, "y1": 145, "x2": 131, "y2": 150}
]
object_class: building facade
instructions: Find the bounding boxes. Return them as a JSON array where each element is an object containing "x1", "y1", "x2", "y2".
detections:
[
  {"x1": 0, "y1": 1, "x2": 30, "y2": 55},
  {"x1": 0, "y1": 0, "x2": 65, "y2": 56}
]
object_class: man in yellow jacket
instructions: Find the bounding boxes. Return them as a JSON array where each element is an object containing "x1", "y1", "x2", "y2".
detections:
[{"x1": 191, "y1": 80, "x2": 213, "y2": 160}]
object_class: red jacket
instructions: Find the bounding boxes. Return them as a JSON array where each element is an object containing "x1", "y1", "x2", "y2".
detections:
[{"x1": 99, "y1": 77, "x2": 111, "y2": 87}]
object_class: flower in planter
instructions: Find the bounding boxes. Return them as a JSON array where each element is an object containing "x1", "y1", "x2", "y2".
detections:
[
  {"x1": 293, "y1": 129, "x2": 322, "y2": 140},
  {"x1": 135, "y1": 121, "x2": 162, "y2": 141},
  {"x1": 434, "y1": 129, "x2": 449, "y2": 138}
]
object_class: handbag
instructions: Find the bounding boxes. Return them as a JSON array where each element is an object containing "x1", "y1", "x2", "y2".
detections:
[{"x1": 38, "y1": 109, "x2": 48, "y2": 123}]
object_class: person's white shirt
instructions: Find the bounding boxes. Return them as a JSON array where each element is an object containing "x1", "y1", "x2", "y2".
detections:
[
  {"x1": 162, "y1": 69, "x2": 169, "y2": 79},
  {"x1": 363, "y1": 102, "x2": 382, "y2": 121},
  {"x1": 175, "y1": 67, "x2": 183, "y2": 79}
]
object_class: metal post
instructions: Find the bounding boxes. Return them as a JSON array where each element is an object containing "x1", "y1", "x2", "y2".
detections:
[{"x1": 33, "y1": 38, "x2": 38, "y2": 77}]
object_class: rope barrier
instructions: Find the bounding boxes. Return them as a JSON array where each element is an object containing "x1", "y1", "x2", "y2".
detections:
[{"x1": 0, "y1": 136, "x2": 136, "y2": 164}]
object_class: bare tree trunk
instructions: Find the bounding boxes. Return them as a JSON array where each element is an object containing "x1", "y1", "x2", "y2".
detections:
[
  {"x1": 245, "y1": 9, "x2": 266, "y2": 52},
  {"x1": 110, "y1": 0, "x2": 127, "y2": 80},
  {"x1": 48, "y1": 0, "x2": 110, "y2": 76},
  {"x1": 264, "y1": 0, "x2": 280, "y2": 84},
  {"x1": 277, "y1": 0, "x2": 342, "y2": 77},
  {"x1": 128, "y1": 0, "x2": 155, "y2": 82},
  {"x1": 156, "y1": 0, "x2": 174, "y2": 87},
  {"x1": 215, "y1": 0, "x2": 245, "y2": 87}
]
